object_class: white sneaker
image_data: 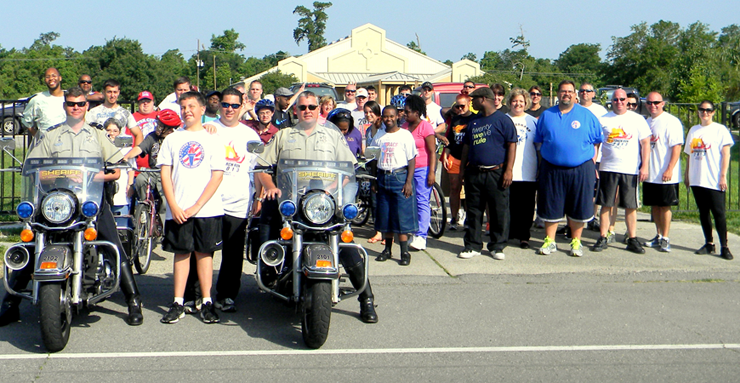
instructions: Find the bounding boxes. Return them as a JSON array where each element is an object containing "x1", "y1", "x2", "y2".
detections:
[
  {"x1": 409, "y1": 236, "x2": 426, "y2": 250},
  {"x1": 458, "y1": 249, "x2": 481, "y2": 259},
  {"x1": 492, "y1": 251, "x2": 505, "y2": 260}
]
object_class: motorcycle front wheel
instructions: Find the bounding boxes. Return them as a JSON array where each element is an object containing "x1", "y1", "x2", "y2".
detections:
[
  {"x1": 133, "y1": 204, "x2": 153, "y2": 274},
  {"x1": 39, "y1": 280, "x2": 72, "y2": 352},
  {"x1": 301, "y1": 280, "x2": 332, "y2": 349},
  {"x1": 351, "y1": 197, "x2": 371, "y2": 226}
]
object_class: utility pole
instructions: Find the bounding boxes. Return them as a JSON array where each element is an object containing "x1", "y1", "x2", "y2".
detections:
[
  {"x1": 213, "y1": 55, "x2": 216, "y2": 90},
  {"x1": 196, "y1": 39, "x2": 200, "y2": 91}
]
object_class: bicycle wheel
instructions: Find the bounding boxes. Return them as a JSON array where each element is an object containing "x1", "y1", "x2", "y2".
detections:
[
  {"x1": 133, "y1": 204, "x2": 153, "y2": 274},
  {"x1": 428, "y1": 182, "x2": 447, "y2": 239}
]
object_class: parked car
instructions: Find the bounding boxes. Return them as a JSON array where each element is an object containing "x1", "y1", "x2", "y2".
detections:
[
  {"x1": 413, "y1": 82, "x2": 488, "y2": 108},
  {"x1": 728, "y1": 101, "x2": 740, "y2": 128},
  {"x1": 1, "y1": 96, "x2": 32, "y2": 135},
  {"x1": 289, "y1": 83, "x2": 338, "y2": 102}
]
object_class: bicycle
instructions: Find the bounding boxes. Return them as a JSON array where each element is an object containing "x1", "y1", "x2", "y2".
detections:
[
  {"x1": 427, "y1": 181, "x2": 447, "y2": 238},
  {"x1": 130, "y1": 168, "x2": 163, "y2": 274}
]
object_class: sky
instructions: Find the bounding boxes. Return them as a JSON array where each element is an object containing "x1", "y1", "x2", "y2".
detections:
[{"x1": 1, "y1": 1, "x2": 738, "y2": 66}]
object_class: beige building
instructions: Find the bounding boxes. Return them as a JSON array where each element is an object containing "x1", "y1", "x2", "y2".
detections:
[{"x1": 239, "y1": 23, "x2": 481, "y2": 105}]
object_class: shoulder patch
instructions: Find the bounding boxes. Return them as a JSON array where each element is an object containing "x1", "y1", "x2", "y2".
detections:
[{"x1": 46, "y1": 123, "x2": 63, "y2": 131}]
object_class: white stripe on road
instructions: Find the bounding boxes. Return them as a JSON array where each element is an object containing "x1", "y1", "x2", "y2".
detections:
[{"x1": 0, "y1": 343, "x2": 739, "y2": 360}]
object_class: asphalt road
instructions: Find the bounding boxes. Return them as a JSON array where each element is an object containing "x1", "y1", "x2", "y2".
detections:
[{"x1": 1, "y1": 216, "x2": 739, "y2": 382}]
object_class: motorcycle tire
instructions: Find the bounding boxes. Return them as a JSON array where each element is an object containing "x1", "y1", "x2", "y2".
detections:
[
  {"x1": 133, "y1": 204, "x2": 153, "y2": 274},
  {"x1": 301, "y1": 280, "x2": 332, "y2": 349},
  {"x1": 428, "y1": 182, "x2": 447, "y2": 239},
  {"x1": 351, "y1": 197, "x2": 371, "y2": 226},
  {"x1": 39, "y1": 281, "x2": 72, "y2": 353}
]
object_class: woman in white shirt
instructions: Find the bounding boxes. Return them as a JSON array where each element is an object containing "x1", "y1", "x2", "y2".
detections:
[
  {"x1": 684, "y1": 101, "x2": 734, "y2": 260},
  {"x1": 506, "y1": 89, "x2": 539, "y2": 249}
]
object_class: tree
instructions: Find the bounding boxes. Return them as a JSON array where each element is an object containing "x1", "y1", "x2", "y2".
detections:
[
  {"x1": 554, "y1": 43, "x2": 602, "y2": 84},
  {"x1": 293, "y1": 2, "x2": 333, "y2": 52},
  {"x1": 406, "y1": 40, "x2": 425, "y2": 55},
  {"x1": 461, "y1": 52, "x2": 477, "y2": 62},
  {"x1": 258, "y1": 70, "x2": 300, "y2": 95},
  {"x1": 210, "y1": 29, "x2": 245, "y2": 52}
]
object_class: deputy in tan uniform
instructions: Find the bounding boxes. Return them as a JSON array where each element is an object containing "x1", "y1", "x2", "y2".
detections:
[
  {"x1": 0, "y1": 87, "x2": 144, "y2": 327},
  {"x1": 256, "y1": 91, "x2": 377, "y2": 324}
]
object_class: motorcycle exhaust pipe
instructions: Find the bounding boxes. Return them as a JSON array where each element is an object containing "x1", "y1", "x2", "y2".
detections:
[
  {"x1": 261, "y1": 243, "x2": 286, "y2": 267},
  {"x1": 4, "y1": 245, "x2": 30, "y2": 271}
]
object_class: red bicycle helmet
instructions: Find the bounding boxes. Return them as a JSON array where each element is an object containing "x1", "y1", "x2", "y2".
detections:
[{"x1": 157, "y1": 109, "x2": 182, "y2": 127}]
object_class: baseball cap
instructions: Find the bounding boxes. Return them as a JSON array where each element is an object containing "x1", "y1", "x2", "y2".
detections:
[
  {"x1": 469, "y1": 87, "x2": 496, "y2": 100},
  {"x1": 137, "y1": 91, "x2": 154, "y2": 101},
  {"x1": 421, "y1": 81, "x2": 434, "y2": 90},
  {"x1": 206, "y1": 90, "x2": 222, "y2": 99},
  {"x1": 274, "y1": 87, "x2": 293, "y2": 97},
  {"x1": 356, "y1": 88, "x2": 369, "y2": 98}
]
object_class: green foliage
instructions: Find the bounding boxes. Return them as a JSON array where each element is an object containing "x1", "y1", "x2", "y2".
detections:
[
  {"x1": 293, "y1": 2, "x2": 333, "y2": 52},
  {"x1": 406, "y1": 41, "x2": 425, "y2": 55},
  {"x1": 210, "y1": 29, "x2": 245, "y2": 52},
  {"x1": 555, "y1": 43, "x2": 602, "y2": 84},
  {"x1": 258, "y1": 70, "x2": 300, "y2": 95},
  {"x1": 461, "y1": 52, "x2": 477, "y2": 62}
]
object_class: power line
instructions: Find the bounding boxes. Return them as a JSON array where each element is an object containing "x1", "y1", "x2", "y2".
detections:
[{"x1": 0, "y1": 57, "x2": 93, "y2": 62}]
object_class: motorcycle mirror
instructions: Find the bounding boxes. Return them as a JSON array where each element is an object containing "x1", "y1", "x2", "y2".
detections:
[
  {"x1": 247, "y1": 140, "x2": 265, "y2": 154},
  {"x1": 0, "y1": 137, "x2": 16, "y2": 151},
  {"x1": 114, "y1": 136, "x2": 133, "y2": 148},
  {"x1": 365, "y1": 146, "x2": 381, "y2": 160}
]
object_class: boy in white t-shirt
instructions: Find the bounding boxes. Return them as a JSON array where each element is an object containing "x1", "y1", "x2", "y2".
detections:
[{"x1": 157, "y1": 91, "x2": 226, "y2": 324}]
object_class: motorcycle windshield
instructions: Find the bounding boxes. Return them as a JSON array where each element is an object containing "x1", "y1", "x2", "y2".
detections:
[
  {"x1": 276, "y1": 158, "x2": 357, "y2": 209},
  {"x1": 21, "y1": 157, "x2": 105, "y2": 209}
]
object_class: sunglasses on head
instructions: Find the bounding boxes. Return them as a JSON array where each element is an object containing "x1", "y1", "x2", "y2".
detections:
[
  {"x1": 65, "y1": 101, "x2": 87, "y2": 107},
  {"x1": 297, "y1": 104, "x2": 318, "y2": 111},
  {"x1": 221, "y1": 102, "x2": 241, "y2": 109},
  {"x1": 78, "y1": 80, "x2": 92, "y2": 84}
]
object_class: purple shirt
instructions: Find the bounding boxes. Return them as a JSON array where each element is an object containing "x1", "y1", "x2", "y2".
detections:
[{"x1": 344, "y1": 127, "x2": 363, "y2": 157}]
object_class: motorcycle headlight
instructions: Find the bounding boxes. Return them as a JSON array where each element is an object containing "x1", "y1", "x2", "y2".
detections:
[
  {"x1": 16, "y1": 202, "x2": 34, "y2": 219},
  {"x1": 41, "y1": 192, "x2": 76, "y2": 224},
  {"x1": 302, "y1": 192, "x2": 335, "y2": 225}
]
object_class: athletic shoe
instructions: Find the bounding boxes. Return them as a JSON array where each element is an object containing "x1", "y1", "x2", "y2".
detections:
[
  {"x1": 538, "y1": 236, "x2": 557, "y2": 255},
  {"x1": 183, "y1": 298, "x2": 202, "y2": 314},
  {"x1": 409, "y1": 236, "x2": 426, "y2": 251},
  {"x1": 592, "y1": 236, "x2": 608, "y2": 252},
  {"x1": 200, "y1": 302, "x2": 220, "y2": 324},
  {"x1": 658, "y1": 238, "x2": 671, "y2": 253},
  {"x1": 626, "y1": 238, "x2": 646, "y2": 254},
  {"x1": 534, "y1": 217, "x2": 545, "y2": 229},
  {"x1": 160, "y1": 302, "x2": 185, "y2": 324},
  {"x1": 458, "y1": 249, "x2": 481, "y2": 259},
  {"x1": 644, "y1": 235, "x2": 661, "y2": 248},
  {"x1": 570, "y1": 238, "x2": 583, "y2": 257},
  {"x1": 492, "y1": 250, "x2": 505, "y2": 261},
  {"x1": 214, "y1": 298, "x2": 236, "y2": 313},
  {"x1": 606, "y1": 231, "x2": 616, "y2": 244},
  {"x1": 622, "y1": 232, "x2": 629, "y2": 244},
  {"x1": 587, "y1": 218, "x2": 600, "y2": 232},
  {"x1": 721, "y1": 247, "x2": 733, "y2": 260},
  {"x1": 449, "y1": 221, "x2": 459, "y2": 231},
  {"x1": 695, "y1": 243, "x2": 716, "y2": 254}
]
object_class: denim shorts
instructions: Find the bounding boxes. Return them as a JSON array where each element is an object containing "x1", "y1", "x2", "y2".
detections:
[{"x1": 374, "y1": 170, "x2": 418, "y2": 234}]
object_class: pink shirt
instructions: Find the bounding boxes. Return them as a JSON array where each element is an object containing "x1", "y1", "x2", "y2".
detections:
[{"x1": 402, "y1": 120, "x2": 435, "y2": 168}]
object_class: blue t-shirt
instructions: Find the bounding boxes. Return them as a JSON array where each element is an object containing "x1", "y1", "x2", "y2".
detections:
[
  {"x1": 463, "y1": 111, "x2": 517, "y2": 166},
  {"x1": 534, "y1": 104, "x2": 603, "y2": 167}
]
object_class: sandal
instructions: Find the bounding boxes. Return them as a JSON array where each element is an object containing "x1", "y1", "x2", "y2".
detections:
[
  {"x1": 367, "y1": 236, "x2": 383, "y2": 243},
  {"x1": 381, "y1": 240, "x2": 386, "y2": 246}
]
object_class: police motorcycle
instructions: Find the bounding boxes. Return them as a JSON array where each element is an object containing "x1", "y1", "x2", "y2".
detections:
[
  {"x1": 1, "y1": 136, "x2": 132, "y2": 352},
  {"x1": 249, "y1": 142, "x2": 373, "y2": 349}
]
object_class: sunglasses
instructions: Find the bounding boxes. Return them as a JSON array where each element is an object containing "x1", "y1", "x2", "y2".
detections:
[
  {"x1": 221, "y1": 102, "x2": 241, "y2": 109},
  {"x1": 645, "y1": 101, "x2": 663, "y2": 105},
  {"x1": 698, "y1": 108, "x2": 714, "y2": 113},
  {"x1": 345, "y1": 90, "x2": 356, "y2": 93},
  {"x1": 579, "y1": 89, "x2": 595, "y2": 93},
  {"x1": 463, "y1": 85, "x2": 475, "y2": 89},
  {"x1": 65, "y1": 101, "x2": 87, "y2": 107},
  {"x1": 454, "y1": 104, "x2": 466, "y2": 109},
  {"x1": 627, "y1": 103, "x2": 638, "y2": 108},
  {"x1": 612, "y1": 98, "x2": 626, "y2": 102},
  {"x1": 530, "y1": 92, "x2": 541, "y2": 96},
  {"x1": 78, "y1": 80, "x2": 92, "y2": 84},
  {"x1": 297, "y1": 104, "x2": 318, "y2": 111}
]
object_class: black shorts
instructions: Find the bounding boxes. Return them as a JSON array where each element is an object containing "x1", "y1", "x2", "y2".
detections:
[
  {"x1": 163, "y1": 216, "x2": 223, "y2": 254},
  {"x1": 537, "y1": 159, "x2": 595, "y2": 222},
  {"x1": 596, "y1": 171, "x2": 639, "y2": 209},
  {"x1": 642, "y1": 182, "x2": 679, "y2": 206}
]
